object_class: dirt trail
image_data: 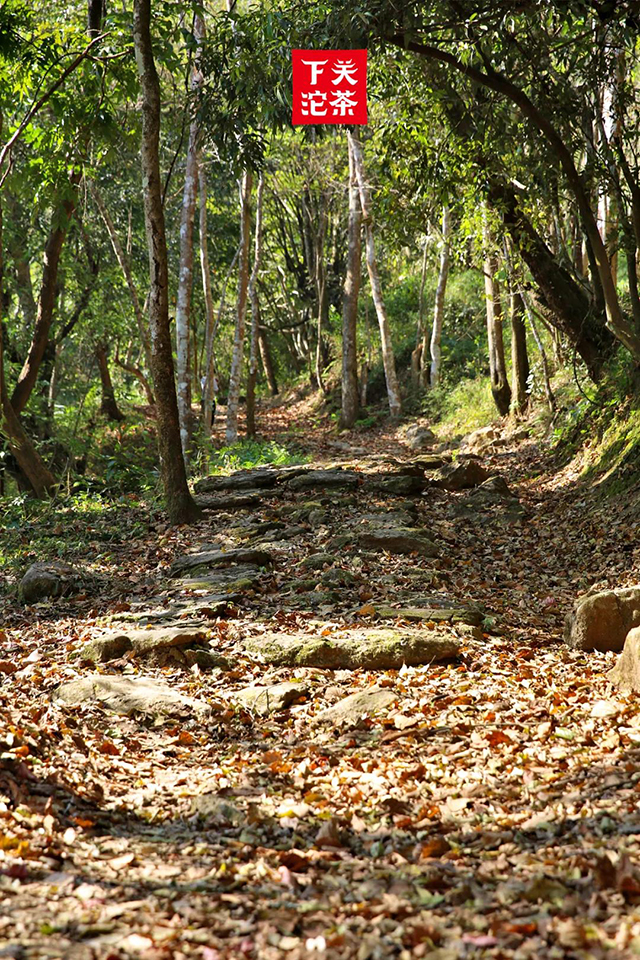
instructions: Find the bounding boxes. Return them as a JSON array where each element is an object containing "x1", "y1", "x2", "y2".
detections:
[{"x1": 2, "y1": 415, "x2": 640, "y2": 960}]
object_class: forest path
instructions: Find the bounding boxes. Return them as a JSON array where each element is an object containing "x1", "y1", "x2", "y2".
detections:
[{"x1": 2, "y1": 414, "x2": 640, "y2": 959}]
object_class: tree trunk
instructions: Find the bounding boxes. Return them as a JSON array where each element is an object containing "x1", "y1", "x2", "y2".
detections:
[
  {"x1": 339, "y1": 132, "x2": 362, "y2": 430},
  {"x1": 314, "y1": 192, "x2": 329, "y2": 394},
  {"x1": 96, "y1": 341, "x2": 125, "y2": 421},
  {"x1": 510, "y1": 290, "x2": 530, "y2": 416},
  {"x1": 114, "y1": 354, "x2": 155, "y2": 405},
  {"x1": 415, "y1": 236, "x2": 428, "y2": 388},
  {"x1": 246, "y1": 174, "x2": 265, "y2": 439},
  {"x1": 488, "y1": 179, "x2": 614, "y2": 380},
  {"x1": 258, "y1": 327, "x2": 278, "y2": 396},
  {"x1": 133, "y1": 0, "x2": 200, "y2": 524},
  {"x1": 0, "y1": 194, "x2": 57, "y2": 498},
  {"x1": 90, "y1": 181, "x2": 154, "y2": 396},
  {"x1": 523, "y1": 295, "x2": 555, "y2": 413},
  {"x1": 483, "y1": 223, "x2": 511, "y2": 416},
  {"x1": 11, "y1": 176, "x2": 80, "y2": 414},
  {"x1": 199, "y1": 163, "x2": 217, "y2": 435},
  {"x1": 175, "y1": 14, "x2": 205, "y2": 462},
  {"x1": 349, "y1": 129, "x2": 401, "y2": 420},
  {"x1": 225, "y1": 171, "x2": 253, "y2": 443},
  {"x1": 429, "y1": 205, "x2": 451, "y2": 388}
]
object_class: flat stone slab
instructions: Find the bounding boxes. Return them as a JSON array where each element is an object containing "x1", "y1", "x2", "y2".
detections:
[
  {"x1": 176, "y1": 564, "x2": 263, "y2": 593},
  {"x1": 235, "y1": 681, "x2": 309, "y2": 715},
  {"x1": 315, "y1": 688, "x2": 397, "y2": 724},
  {"x1": 245, "y1": 627, "x2": 460, "y2": 670},
  {"x1": 287, "y1": 469, "x2": 360, "y2": 491},
  {"x1": 372, "y1": 604, "x2": 484, "y2": 627},
  {"x1": 78, "y1": 626, "x2": 226, "y2": 664},
  {"x1": 194, "y1": 466, "x2": 308, "y2": 494},
  {"x1": 198, "y1": 492, "x2": 264, "y2": 510},
  {"x1": 357, "y1": 528, "x2": 439, "y2": 557},
  {"x1": 366, "y1": 475, "x2": 425, "y2": 496},
  {"x1": 170, "y1": 547, "x2": 272, "y2": 577},
  {"x1": 53, "y1": 675, "x2": 212, "y2": 718}
]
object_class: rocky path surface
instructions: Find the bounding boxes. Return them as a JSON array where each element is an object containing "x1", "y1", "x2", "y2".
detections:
[{"x1": 2, "y1": 424, "x2": 640, "y2": 959}]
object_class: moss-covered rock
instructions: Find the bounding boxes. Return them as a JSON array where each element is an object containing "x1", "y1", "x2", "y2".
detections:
[{"x1": 245, "y1": 627, "x2": 459, "y2": 669}]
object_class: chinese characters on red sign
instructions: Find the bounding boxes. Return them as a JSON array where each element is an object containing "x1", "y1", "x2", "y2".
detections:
[{"x1": 291, "y1": 49, "x2": 367, "y2": 125}]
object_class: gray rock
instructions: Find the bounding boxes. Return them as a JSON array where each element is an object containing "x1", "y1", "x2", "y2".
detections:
[
  {"x1": 405, "y1": 424, "x2": 436, "y2": 451},
  {"x1": 245, "y1": 627, "x2": 459, "y2": 670},
  {"x1": 461, "y1": 425, "x2": 501, "y2": 452},
  {"x1": 175, "y1": 564, "x2": 263, "y2": 593},
  {"x1": 565, "y1": 587, "x2": 640, "y2": 652},
  {"x1": 236, "y1": 681, "x2": 309, "y2": 715},
  {"x1": 190, "y1": 794, "x2": 244, "y2": 823},
  {"x1": 194, "y1": 466, "x2": 307, "y2": 494},
  {"x1": 315, "y1": 688, "x2": 397, "y2": 724},
  {"x1": 19, "y1": 562, "x2": 83, "y2": 604},
  {"x1": 299, "y1": 553, "x2": 335, "y2": 571},
  {"x1": 287, "y1": 469, "x2": 360, "y2": 491},
  {"x1": 357, "y1": 528, "x2": 439, "y2": 557},
  {"x1": 321, "y1": 568, "x2": 357, "y2": 586},
  {"x1": 170, "y1": 547, "x2": 272, "y2": 577},
  {"x1": 53, "y1": 675, "x2": 212, "y2": 717},
  {"x1": 430, "y1": 461, "x2": 490, "y2": 491},
  {"x1": 471, "y1": 476, "x2": 516, "y2": 499},
  {"x1": 372, "y1": 603, "x2": 484, "y2": 627},
  {"x1": 368, "y1": 475, "x2": 425, "y2": 496},
  {"x1": 198, "y1": 492, "x2": 263, "y2": 510},
  {"x1": 183, "y1": 649, "x2": 230, "y2": 670}
]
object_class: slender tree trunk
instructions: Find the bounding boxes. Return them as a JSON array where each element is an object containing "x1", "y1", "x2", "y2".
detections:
[
  {"x1": 429, "y1": 205, "x2": 451, "y2": 388},
  {"x1": 199, "y1": 163, "x2": 217, "y2": 435},
  {"x1": 258, "y1": 327, "x2": 278, "y2": 396},
  {"x1": 175, "y1": 14, "x2": 205, "y2": 462},
  {"x1": 11, "y1": 176, "x2": 80, "y2": 414},
  {"x1": 246, "y1": 174, "x2": 265, "y2": 439},
  {"x1": 339, "y1": 132, "x2": 361, "y2": 430},
  {"x1": 413, "y1": 236, "x2": 428, "y2": 388},
  {"x1": 96, "y1": 341, "x2": 125, "y2": 421},
  {"x1": 510, "y1": 290, "x2": 530, "y2": 416},
  {"x1": 133, "y1": 0, "x2": 200, "y2": 524},
  {"x1": 225, "y1": 171, "x2": 253, "y2": 444},
  {"x1": 523, "y1": 296, "x2": 555, "y2": 413},
  {"x1": 314, "y1": 194, "x2": 329, "y2": 394},
  {"x1": 0, "y1": 194, "x2": 57, "y2": 497},
  {"x1": 349, "y1": 129, "x2": 401, "y2": 420},
  {"x1": 90, "y1": 182, "x2": 154, "y2": 396},
  {"x1": 483, "y1": 223, "x2": 511, "y2": 416}
]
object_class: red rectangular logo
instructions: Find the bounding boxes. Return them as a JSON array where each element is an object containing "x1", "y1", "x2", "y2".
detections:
[{"x1": 292, "y1": 49, "x2": 367, "y2": 125}]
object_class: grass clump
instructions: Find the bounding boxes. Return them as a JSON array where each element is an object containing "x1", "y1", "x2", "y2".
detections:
[{"x1": 198, "y1": 439, "x2": 307, "y2": 476}]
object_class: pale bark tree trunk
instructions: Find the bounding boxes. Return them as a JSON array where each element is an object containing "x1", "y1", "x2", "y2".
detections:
[
  {"x1": 96, "y1": 341, "x2": 125, "y2": 421},
  {"x1": 483, "y1": 222, "x2": 511, "y2": 416},
  {"x1": 175, "y1": 14, "x2": 205, "y2": 462},
  {"x1": 225, "y1": 171, "x2": 253, "y2": 444},
  {"x1": 339, "y1": 132, "x2": 361, "y2": 430},
  {"x1": 199, "y1": 163, "x2": 217, "y2": 435},
  {"x1": 412, "y1": 236, "x2": 428, "y2": 388},
  {"x1": 258, "y1": 327, "x2": 278, "y2": 396},
  {"x1": 348, "y1": 129, "x2": 401, "y2": 420},
  {"x1": 314, "y1": 192, "x2": 329, "y2": 394},
  {"x1": 246, "y1": 174, "x2": 265, "y2": 439},
  {"x1": 429, "y1": 205, "x2": 451, "y2": 388},
  {"x1": 0, "y1": 195, "x2": 57, "y2": 497},
  {"x1": 90, "y1": 181, "x2": 154, "y2": 396},
  {"x1": 133, "y1": 0, "x2": 200, "y2": 524},
  {"x1": 523, "y1": 295, "x2": 555, "y2": 413}
]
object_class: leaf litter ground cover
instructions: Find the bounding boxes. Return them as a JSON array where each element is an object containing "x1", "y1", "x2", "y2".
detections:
[{"x1": 2, "y1": 403, "x2": 640, "y2": 959}]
